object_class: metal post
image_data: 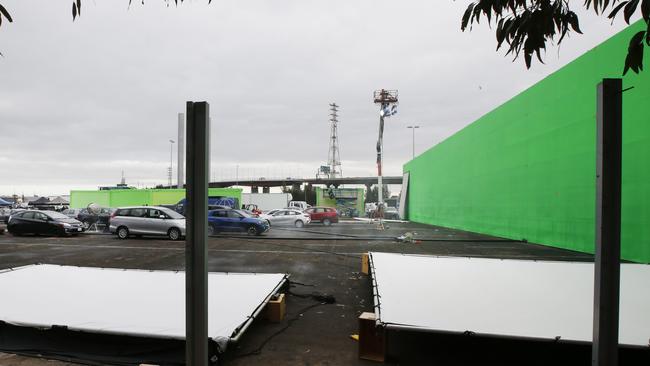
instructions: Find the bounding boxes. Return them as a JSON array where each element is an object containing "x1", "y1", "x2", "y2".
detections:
[
  {"x1": 378, "y1": 115, "x2": 384, "y2": 207},
  {"x1": 407, "y1": 125, "x2": 419, "y2": 159},
  {"x1": 169, "y1": 139, "x2": 175, "y2": 187},
  {"x1": 178, "y1": 113, "x2": 185, "y2": 189},
  {"x1": 593, "y1": 78, "x2": 622, "y2": 366},
  {"x1": 185, "y1": 101, "x2": 210, "y2": 366},
  {"x1": 411, "y1": 127, "x2": 414, "y2": 159}
]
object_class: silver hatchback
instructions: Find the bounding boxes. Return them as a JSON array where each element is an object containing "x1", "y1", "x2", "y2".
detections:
[{"x1": 109, "y1": 206, "x2": 186, "y2": 240}]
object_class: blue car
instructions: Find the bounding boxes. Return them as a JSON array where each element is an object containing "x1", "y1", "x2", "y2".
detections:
[{"x1": 207, "y1": 209, "x2": 270, "y2": 236}]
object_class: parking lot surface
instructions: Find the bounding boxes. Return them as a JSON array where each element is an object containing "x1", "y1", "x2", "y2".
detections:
[{"x1": 0, "y1": 220, "x2": 592, "y2": 365}]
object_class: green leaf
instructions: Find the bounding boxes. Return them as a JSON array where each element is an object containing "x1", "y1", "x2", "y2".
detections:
[
  {"x1": 624, "y1": 0, "x2": 640, "y2": 23},
  {"x1": 567, "y1": 12, "x2": 583, "y2": 33},
  {"x1": 641, "y1": 0, "x2": 650, "y2": 21},
  {"x1": 624, "y1": 30, "x2": 645, "y2": 74},
  {"x1": 0, "y1": 4, "x2": 12, "y2": 23},
  {"x1": 462, "y1": 3, "x2": 475, "y2": 31},
  {"x1": 609, "y1": 1, "x2": 629, "y2": 19}
]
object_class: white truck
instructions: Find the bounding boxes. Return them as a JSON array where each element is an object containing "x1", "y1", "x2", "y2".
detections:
[{"x1": 241, "y1": 193, "x2": 293, "y2": 212}]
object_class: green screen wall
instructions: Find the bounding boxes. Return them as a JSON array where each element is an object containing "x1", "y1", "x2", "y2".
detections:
[
  {"x1": 404, "y1": 22, "x2": 650, "y2": 263},
  {"x1": 70, "y1": 188, "x2": 242, "y2": 209}
]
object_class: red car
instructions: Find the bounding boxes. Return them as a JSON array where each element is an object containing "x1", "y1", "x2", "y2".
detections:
[{"x1": 305, "y1": 207, "x2": 339, "y2": 226}]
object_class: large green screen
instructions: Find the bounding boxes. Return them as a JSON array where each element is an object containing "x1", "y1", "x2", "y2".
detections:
[
  {"x1": 70, "y1": 188, "x2": 242, "y2": 209},
  {"x1": 404, "y1": 22, "x2": 650, "y2": 263}
]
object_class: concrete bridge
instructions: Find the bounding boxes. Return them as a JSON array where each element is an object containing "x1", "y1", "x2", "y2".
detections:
[{"x1": 208, "y1": 176, "x2": 403, "y2": 193}]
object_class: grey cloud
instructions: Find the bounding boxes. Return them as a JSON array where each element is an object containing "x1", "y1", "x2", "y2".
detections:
[{"x1": 0, "y1": 0, "x2": 634, "y2": 195}]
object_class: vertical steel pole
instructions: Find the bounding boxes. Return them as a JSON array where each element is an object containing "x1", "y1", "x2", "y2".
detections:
[
  {"x1": 178, "y1": 113, "x2": 185, "y2": 189},
  {"x1": 593, "y1": 78, "x2": 622, "y2": 366},
  {"x1": 378, "y1": 115, "x2": 384, "y2": 206},
  {"x1": 170, "y1": 140, "x2": 174, "y2": 187},
  {"x1": 411, "y1": 127, "x2": 415, "y2": 159},
  {"x1": 186, "y1": 101, "x2": 210, "y2": 366}
]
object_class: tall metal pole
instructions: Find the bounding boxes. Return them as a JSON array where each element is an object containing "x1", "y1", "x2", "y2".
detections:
[
  {"x1": 169, "y1": 139, "x2": 175, "y2": 187},
  {"x1": 178, "y1": 113, "x2": 185, "y2": 189},
  {"x1": 185, "y1": 101, "x2": 210, "y2": 366},
  {"x1": 592, "y1": 78, "x2": 622, "y2": 366},
  {"x1": 407, "y1": 125, "x2": 419, "y2": 159},
  {"x1": 378, "y1": 115, "x2": 384, "y2": 207}
]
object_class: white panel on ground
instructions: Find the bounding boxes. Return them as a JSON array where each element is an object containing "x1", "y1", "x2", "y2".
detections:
[
  {"x1": 369, "y1": 252, "x2": 650, "y2": 347},
  {"x1": 0, "y1": 265, "x2": 286, "y2": 350}
]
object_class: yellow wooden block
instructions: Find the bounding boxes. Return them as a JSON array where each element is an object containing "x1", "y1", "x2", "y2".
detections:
[
  {"x1": 361, "y1": 253, "x2": 370, "y2": 274},
  {"x1": 265, "y1": 293, "x2": 286, "y2": 322},
  {"x1": 358, "y1": 312, "x2": 385, "y2": 362}
]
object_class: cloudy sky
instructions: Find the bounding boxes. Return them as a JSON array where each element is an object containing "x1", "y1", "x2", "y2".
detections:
[{"x1": 0, "y1": 1, "x2": 635, "y2": 196}]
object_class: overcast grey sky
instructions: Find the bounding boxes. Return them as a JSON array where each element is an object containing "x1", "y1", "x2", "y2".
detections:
[{"x1": 0, "y1": 1, "x2": 635, "y2": 196}]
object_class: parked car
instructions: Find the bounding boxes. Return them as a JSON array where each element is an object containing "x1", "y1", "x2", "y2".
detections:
[
  {"x1": 267, "y1": 209, "x2": 311, "y2": 228},
  {"x1": 288, "y1": 201, "x2": 310, "y2": 211},
  {"x1": 61, "y1": 208, "x2": 84, "y2": 219},
  {"x1": 384, "y1": 207, "x2": 401, "y2": 220},
  {"x1": 109, "y1": 206, "x2": 185, "y2": 240},
  {"x1": 175, "y1": 197, "x2": 237, "y2": 215},
  {"x1": 0, "y1": 207, "x2": 11, "y2": 223},
  {"x1": 304, "y1": 207, "x2": 339, "y2": 226},
  {"x1": 77, "y1": 207, "x2": 116, "y2": 230},
  {"x1": 207, "y1": 209, "x2": 270, "y2": 236},
  {"x1": 7, "y1": 210, "x2": 84, "y2": 236}
]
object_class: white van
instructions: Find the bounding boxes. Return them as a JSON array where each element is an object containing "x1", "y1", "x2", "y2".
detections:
[{"x1": 288, "y1": 201, "x2": 310, "y2": 211}]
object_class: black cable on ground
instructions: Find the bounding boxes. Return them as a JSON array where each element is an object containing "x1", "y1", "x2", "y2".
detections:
[
  {"x1": 288, "y1": 280, "x2": 315, "y2": 287},
  {"x1": 232, "y1": 298, "x2": 335, "y2": 359},
  {"x1": 286, "y1": 289, "x2": 336, "y2": 304}
]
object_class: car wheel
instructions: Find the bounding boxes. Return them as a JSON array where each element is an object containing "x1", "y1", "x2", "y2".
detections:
[
  {"x1": 247, "y1": 226, "x2": 258, "y2": 236},
  {"x1": 168, "y1": 228, "x2": 181, "y2": 241},
  {"x1": 294, "y1": 220, "x2": 304, "y2": 228},
  {"x1": 323, "y1": 218, "x2": 332, "y2": 226},
  {"x1": 82, "y1": 220, "x2": 91, "y2": 230},
  {"x1": 208, "y1": 225, "x2": 215, "y2": 236},
  {"x1": 117, "y1": 226, "x2": 129, "y2": 240}
]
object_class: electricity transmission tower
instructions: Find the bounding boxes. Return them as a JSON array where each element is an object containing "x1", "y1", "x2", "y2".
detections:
[{"x1": 327, "y1": 103, "x2": 342, "y2": 179}]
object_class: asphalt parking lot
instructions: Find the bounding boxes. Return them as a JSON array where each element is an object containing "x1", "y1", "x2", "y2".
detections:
[{"x1": 0, "y1": 220, "x2": 593, "y2": 365}]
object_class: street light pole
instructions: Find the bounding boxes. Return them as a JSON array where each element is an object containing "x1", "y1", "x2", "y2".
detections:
[
  {"x1": 407, "y1": 125, "x2": 420, "y2": 159},
  {"x1": 169, "y1": 139, "x2": 175, "y2": 187}
]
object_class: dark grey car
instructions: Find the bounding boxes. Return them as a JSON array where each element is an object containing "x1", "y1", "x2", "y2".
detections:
[{"x1": 109, "y1": 206, "x2": 186, "y2": 240}]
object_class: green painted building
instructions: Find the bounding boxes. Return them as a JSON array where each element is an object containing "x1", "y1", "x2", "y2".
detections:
[
  {"x1": 315, "y1": 187, "x2": 364, "y2": 217},
  {"x1": 404, "y1": 22, "x2": 650, "y2": 263},
  {"x1": 70, "y1": 188, "x2": 242, "y2": 209}
]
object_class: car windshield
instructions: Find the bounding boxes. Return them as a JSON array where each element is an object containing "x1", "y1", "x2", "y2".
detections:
[
  {"x1": 161, "y1": 208, "x2": 184, "y2": 219},
  {"x1": 46, "y1": 211, "x2": 70, "y2": 220}
]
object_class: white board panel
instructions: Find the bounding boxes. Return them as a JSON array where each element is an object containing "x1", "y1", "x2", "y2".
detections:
[
  {"x1": 0, "y1": 265, "x2": 286, "y2": 349},
  {"x1": 369, "y1": 252, "x2": 650, "y2": 347}
]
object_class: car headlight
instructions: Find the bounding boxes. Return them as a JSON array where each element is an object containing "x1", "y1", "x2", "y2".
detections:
[{"x1": 62, "y1": 223, "x2": 72, "y2": 228}]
